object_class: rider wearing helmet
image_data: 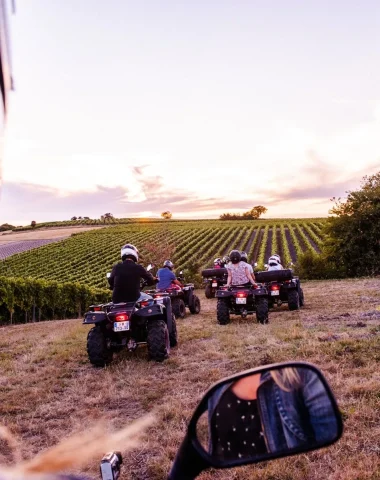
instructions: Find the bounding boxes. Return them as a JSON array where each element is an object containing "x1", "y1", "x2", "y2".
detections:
[
  {"x1": 221, "y1": 255, "x2": 230, "y2": 268},
  {"x1": 226, "y1": 250, "x2": 256, "y2": 287},
  {"x1": 240, "y1": 251, "x2": 254, "y2": 274},
  {"x1": 213, "y1": 257, "x2": 222, "y2": 269},
  {"x1": 108, "y1": 244, "x2": 156, "y2": 303},
  {"x1": 267, "y1": 254, "x2": 283, "y2": 271},
  {"x1": 157, "y1": 260, "x2": 183, "y2": 290}
]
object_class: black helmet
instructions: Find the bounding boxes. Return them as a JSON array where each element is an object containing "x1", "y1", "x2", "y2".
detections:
[
  {"x1": 163, "y1": 260, "x2": 174, "y2": 270},
  {"x1": 240, "y1": 251, "x2": 248, "y2": 262},
  {"x1": 229, "y1": 250, "x2": 241, "y2": 264}
]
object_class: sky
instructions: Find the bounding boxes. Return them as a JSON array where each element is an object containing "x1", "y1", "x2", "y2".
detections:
[{"x1": 1, "y1": 0, "x2": 380, "y2": 225}]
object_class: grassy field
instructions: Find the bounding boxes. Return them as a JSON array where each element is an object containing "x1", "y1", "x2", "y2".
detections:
[{"x1": 0, "y1": 278, "x2": 379, "y2": 479}]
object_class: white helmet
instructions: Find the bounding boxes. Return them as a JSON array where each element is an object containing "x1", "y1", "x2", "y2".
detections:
[
  {"x1": 272, "y1": 254, "x2": 281, "y2": 263},
  {"x1": 268, "y1": 255, "x2": 280, "y2": 266},
  {"x1": 121, "y1": 243, "x2": 139, "y2": 262},
  {"x1": 163, "y1": 260, "x2": 174, "y2": 269}
]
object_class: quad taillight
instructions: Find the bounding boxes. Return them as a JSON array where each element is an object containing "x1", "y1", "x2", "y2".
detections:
[
  {"x1": 115, "y1": 313, "x2": 129, "y2": 322},
  {"x1": 93, "y1": 306, "x2": 102, "y2": 311},
  {"x1": 236, "y1": 292, "x2": 247, "y2": 298},
  {"x1": 271, "y1": 285, "x2": 280, "y2": 290},
  {"x1": 141, "y1": 300, "x2": 149, "y2": 307}
]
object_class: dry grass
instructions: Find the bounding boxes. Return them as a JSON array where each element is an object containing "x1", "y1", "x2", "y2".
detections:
[{"x1": 0, "y1": 278, "x2": 379, "y2": 479}]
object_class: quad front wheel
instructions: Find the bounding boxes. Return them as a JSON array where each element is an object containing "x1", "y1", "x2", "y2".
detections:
[{"x1": 87, "y1": 326, "x2": 113, "y2": 367}]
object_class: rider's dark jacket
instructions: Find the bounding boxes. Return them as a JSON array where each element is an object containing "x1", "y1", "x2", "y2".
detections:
[{"x1": 108, "y1": 259, "x2": 155, "y2": 303}]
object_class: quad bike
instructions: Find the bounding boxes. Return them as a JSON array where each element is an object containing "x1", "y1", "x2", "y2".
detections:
[
  {"x1": 146, "y1": 270, "x2": 201, "y2": 319},
  {"x1": 215, "y1": 283, "x2": 269, "y2": 324},
  {"x1": 99, "y1": 361, "x2": 343, "y2": 480},
  {"x1": 201, "y1": 267, "x2": 228, "y2": 298},
  {"x1": 83, "y1": 273, "x2": 177, "y2": 366},
  {"x1": 255, "y1": 268, "x2": 304, "y2": 311}
]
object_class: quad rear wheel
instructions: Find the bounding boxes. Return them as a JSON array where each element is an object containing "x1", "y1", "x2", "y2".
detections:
[
  {"x1": 205, "y1": 284, "x2": 214, "y2": 299},
  {"x1": 87, "y1": 325, "x2": 113, "y2": 367},
  {"x1": 172, "y1": 298, "x2": 186, "y2": 318},
  {"x1": 288, "y1": 290, "x2": 300, "y2": 311},
  {"x1": 189, "y1": 295, "x2": 201, "y2": 314},
  {"x1": 217, "y1": 299, "x2": 230, "y2": 325},
  {"x1": 169, "y1": 314, "x2": 178, "y2": 347},
  {"x1": 256, "y1": 297, "x2": 269, "y2": 324},
  {"x1": 147, "y1": 320, "x2": 170, "y2": 362}
]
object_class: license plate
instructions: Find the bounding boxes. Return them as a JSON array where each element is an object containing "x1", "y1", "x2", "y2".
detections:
[
  {"x1": 271, "y1": 290, "x2": 280, "y2": 296},
  {"x1": 236, "y1": 297, "x2": 247, "y2": 304},
  {"x1": 113, "y1": 321, "x2": 130, "y2": 332},
  {"x1": 155, "y1": 298, "x2": 164, "y2": 304},
  {"x1": 212, "y1": 282, "x2": 218, "y2": 287}
]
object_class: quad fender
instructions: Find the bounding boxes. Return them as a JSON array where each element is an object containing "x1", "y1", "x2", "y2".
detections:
[
  {"x1": 282, "y1": 280, "x2": 298, "y2": 290},
  {"x1": 215, "y1": 289, "x2": 233, "y2": 298},
  {"x1": 135, "y1": 304, "x2": 165, "y2": 317},
  {"x1": 83, "y1": 311, "x2": 108, "y2": 324},
  {"x1": 253, "y1": 287, "x2": 269, "y2": 296}
]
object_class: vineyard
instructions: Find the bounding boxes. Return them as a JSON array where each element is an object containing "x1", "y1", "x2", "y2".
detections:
[{"x1": 0, "y1": 219, "x2": 326, "y2": 289}]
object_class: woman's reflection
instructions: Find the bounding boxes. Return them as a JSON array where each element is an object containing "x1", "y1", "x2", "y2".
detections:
[{"x1": 208, "y1": 367, "x2": 338, "y2": 461}]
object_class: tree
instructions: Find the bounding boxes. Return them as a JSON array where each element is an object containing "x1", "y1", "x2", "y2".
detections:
[
  {"x1": 31, "y1": 220, "x2": 36, "y2": 228},
  {"x1": 0, "y1": 223, "x2": 15, "y2": 231},
  {"x1": 324, "y1": 172, "x2": 380, "y2": 276},
  {"x1": 220, "y1": 206, "x2": 267, "y2": 220},
  {"x1": 161, "y1": 211, "x2": 172, "y2": 220}
]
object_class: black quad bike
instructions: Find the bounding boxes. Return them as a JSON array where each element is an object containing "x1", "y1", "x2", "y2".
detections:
[
  {"x1": 146, "y1": 271, "x2": 201, "y2": 319},
  {"x1": 83, "y1": 290, "x2": 178, "y2": 366},
  {"x1": 215, "y1": 283, "x2": 269, "y2": 324},
  {"x1": 201, "y1": 267, "x2": 228, "y2": 298},
  {"x1": 255, "y1": 269, "x2": 304, "y2": 311}
]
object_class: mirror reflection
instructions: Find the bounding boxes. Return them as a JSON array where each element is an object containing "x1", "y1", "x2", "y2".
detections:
[{"x1": 202, "y1": 366, "x2": 339, "y2": 463}]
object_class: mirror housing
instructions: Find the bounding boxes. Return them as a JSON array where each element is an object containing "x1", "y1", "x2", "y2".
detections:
[
  {"x1": 254, "y1": 262, "x2": 258, "y2": 267},
  {"x1": 183, "y1": 362, "x2": 343, "y2": 470},
  {"x1": 106, "y1": 272, "x2": 111, "y2": 279},
  {"x1": 264, "y1": 264, "x2": 268, "y2": 268},
  {"x1": 147, "y1": 264, "x2": 153, "y2": 271}
]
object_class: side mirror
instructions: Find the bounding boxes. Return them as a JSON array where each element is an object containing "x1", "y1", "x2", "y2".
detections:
[
  {"x1": 179, "y1": 271, "x2": 183, "y2": 276},
  {"x1": 254, "y1": 262, "x2": 258, "y2": 267},
  {"x1": 147, "y1": 264, "x2": 153, "y2": 272},
  {"x1": 264, "y1": 264, "x2": 268, "y2": 268},
  {"x1": 169, "y1": 362, "x2": 343, "y2": 478},
  {"x1": 106, "y1": 272, "x2": 111, "y2": 279}
]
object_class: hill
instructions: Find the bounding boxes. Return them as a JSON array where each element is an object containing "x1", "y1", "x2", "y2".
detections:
[{"x1": 0, "y1": 219, "x2": 325, "y2": 288}]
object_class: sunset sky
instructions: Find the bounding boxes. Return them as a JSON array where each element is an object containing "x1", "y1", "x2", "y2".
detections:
[{"x1": 1, "y1": 0, "x2": 380, "y2": 225}]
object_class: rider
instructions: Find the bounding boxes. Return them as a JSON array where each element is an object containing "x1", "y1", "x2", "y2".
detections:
[
  {"x1": 157, "y1": 260, "x2": 183, "y2": 290},
  {"x1": 226, "y1": 250, "x2": 256, "y2": 287},
  {"x1": 108, "y1": 244, "x2": 156, "y2": 303},
  {"x1": 220, "y1": 255, "x2": 230, "y2": 268},
  {"x1": 213, "y1": 257, "x2": 222, "y2": 269},
  {"x1": 267, "y1": 254, "x2": 283, "y2": 271},
  {"x1": 240, "y1": 251, "x2": 254, "y2": 275}
]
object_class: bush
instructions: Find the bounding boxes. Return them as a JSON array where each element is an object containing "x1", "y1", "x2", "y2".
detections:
[{"x1": 295, "y1": 251, "x2": 345, "y2": 280}]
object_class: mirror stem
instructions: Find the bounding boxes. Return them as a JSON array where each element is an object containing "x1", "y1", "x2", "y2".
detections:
[{"x1": 168, "y1": 434, "x2": 208, "y2": 480}]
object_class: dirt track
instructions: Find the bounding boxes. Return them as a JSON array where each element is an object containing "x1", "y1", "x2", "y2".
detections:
[{"x1": 0, "y1": 226, "x2": 105, "y2": 243}]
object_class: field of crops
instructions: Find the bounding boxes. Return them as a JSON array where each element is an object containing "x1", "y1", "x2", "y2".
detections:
[{"x1": 0, "y1": 219, "x2": 326, "y2": 288}]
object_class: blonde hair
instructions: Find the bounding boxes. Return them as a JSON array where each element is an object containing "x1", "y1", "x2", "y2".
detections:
[
  {"x1": 0, "y1": 414, "x2": 155, "y2": 480},
  {"x1": 270, "y1": 367, "x2": 302, "y2": 392}
]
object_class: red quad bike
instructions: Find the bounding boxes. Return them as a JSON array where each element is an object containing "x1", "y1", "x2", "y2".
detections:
[
  {"x1": 215, "y1": 283, "x2": 269, "y2": 324},
  {"x1": 255, "y1": 269, "x2": 305, "y2": 311},
  {"x1": 99, "y1": 361, "x2": 343, "y2": 480},
  {"x1": 201, "y1": 267, "x2": 228, "y2": 298},
  {"x1": 83, "y1": 275, "x2": 178, "y2": 366},
  {"x1": 146, "y1": 270, "x2": 201, "y2": 319}
]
